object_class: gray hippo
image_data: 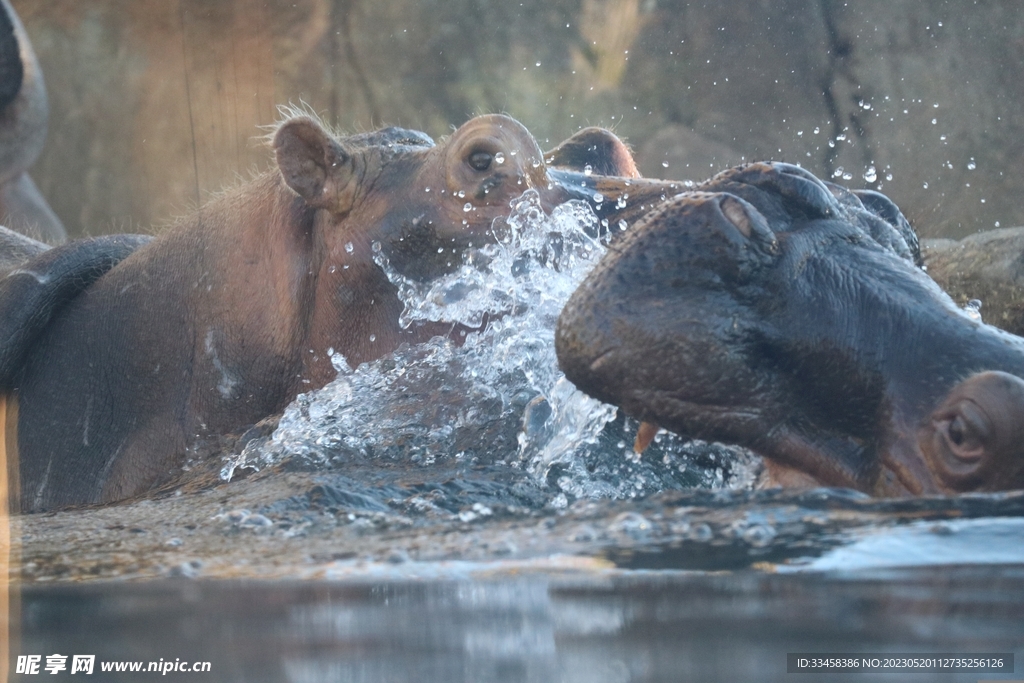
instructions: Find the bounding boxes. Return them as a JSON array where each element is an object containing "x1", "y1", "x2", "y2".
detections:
[
  {"x1": 0, "y1": 0, "x2": 64, "y2": 242},
  {"x1": 557, "y1": 162, "x2": 1024, "y2": 496},
  {"x1": 0, "y1": 112, "x2": 682, "y2": 511}
]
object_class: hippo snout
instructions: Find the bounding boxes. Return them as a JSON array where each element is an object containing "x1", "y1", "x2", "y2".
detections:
[{"x1": 556, "y1": 190, "x2": 781, "y2": 428}]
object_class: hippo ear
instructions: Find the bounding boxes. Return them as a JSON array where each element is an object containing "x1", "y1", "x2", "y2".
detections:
[
  {"x1": 273, "y1": 117, "x2": 352, "y2": 209},
  {"x1": 544, "y1": 128, "x2": 640, "y2": 178}
]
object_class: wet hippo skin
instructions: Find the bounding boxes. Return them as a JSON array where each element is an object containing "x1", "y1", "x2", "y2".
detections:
[
  {"x1": 557, "y1": 162, "x2": 1024, "y2": 496},
  {"x1": 0, "y1": 112, "x2": 685, "y2": 512}
]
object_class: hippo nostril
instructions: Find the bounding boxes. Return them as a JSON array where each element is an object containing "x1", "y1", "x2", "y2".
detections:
[
  {"x1": 719, "y1": 196, "x2": 754, "y2": 238},
  {"x1": 714, "y1": 194, "x2": 775, "y2": 251}
]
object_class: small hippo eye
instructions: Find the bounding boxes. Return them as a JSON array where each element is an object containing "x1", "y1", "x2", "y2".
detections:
[
  {"x1": 947, "y1": 415, "x2": 966, "y2": 446},
  {"x1": 468, "y1": 151, "x2": 493, "y2": 172},
  {"x1": 939, "y1": 402, "x2": 987, "y2": 461}
]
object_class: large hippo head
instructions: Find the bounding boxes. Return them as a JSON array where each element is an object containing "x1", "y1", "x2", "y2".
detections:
[
  {"x1": 269, "y1": 112, "x2": 683, "y2": 373},
  {"x1": 273, "y1": 113, "x2": 678, "y2": 284},
  {"x1": 556, "y1": 162, "x2": 1024, "y2": 496}
]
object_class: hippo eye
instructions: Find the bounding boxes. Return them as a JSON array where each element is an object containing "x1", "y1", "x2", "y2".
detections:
[
  {"x1": 947, "y1": 416, "x2": 966, "y2": 446},
  {"x1": 939, "y1": 403, "x2": 987, "y2": 462},
  {"x1": 468, "y1": 150, "x2": 493, "y2": 172}
]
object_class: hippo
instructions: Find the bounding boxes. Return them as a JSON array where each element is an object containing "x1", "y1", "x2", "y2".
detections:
[
  {"x1": 556, "y1": 162, "x2": 1024, "y2": 496},
  {"x1": 0, "y1": 112, "x2": 683, "y2": 511},
  {"x1": 0, "y1": 0, "x2": 64, "y2": 242}
]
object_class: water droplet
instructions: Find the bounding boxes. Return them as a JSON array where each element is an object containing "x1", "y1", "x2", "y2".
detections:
[
  {"x1": 424, "y1": 187, "x2": 431, "y2": 192},
  {"x1": 967, "y1": 159, "x2": 977, "y2": 170},
  {"x1": 583, "y1": 164, "x2": 593, "y2": 176},
  {"x1": 618, "y1": 220, "x2": 628, "y2": 231},
  {"x1": 828, "y1": 139, "x2": 836, "y2": 148},
  {"x1": 345, "y1": 242, "x2": 354, "y2": 253},
  {"x1": 592, "y1": 192, "x2": 604, "y2": 204},
  {"x1": 863, "y1": 166, "x2": 877, "y2": 183},
  {"x1": 922, "y1": 182, "x2": 929, "y2": 189},
  {"x1": 836, "y1": 133, "x2": 847, "y2": 142},
  {"x1": 371, "y1": 241, "x2": 381, "y2": 253},
  {"x1": 832, "y1": 167, "x2": 845, "y2": 178},
  {"x1": 931, "y1": 118, "x2": 938, "y2": 125},
  {"x1": 661, "y1": 161, "x2": 670, "y2": 168},
  {"x1": 963, "y1": 299, "x2": 983, "y2": 322},
  {"x1": 615, "y1": 196, "x2": 627, "y2": 210},
  {"x1": 609, "y1": 511, "x2": 653, "y2": 539},
  {"x1": 494, "y1": 152, "x2": 506, "y2": 165},
  {"x1": 463, "y1": 202, "x2": 473, "y2": 212},
  {"x1": 796, "y1": 130, "x2": 804, "y2": 137},
  {"x1": 742, "y1": 523, "x2": 777, "y2": 548},
  {"x1": 813, "y1": 126, "x2": 820, "y2": 134},
  {"x1": 456, "y1": 190, "x2": 466, "y2": 198},
  {"x1": 885, "y1": 173, "x2": 893, "y2": 181},
  {"x1": 328, "y1": 265, "x2": 337, "y2": 273},
  {"x1": 369, "y1": 334, "x2": 377, "y2": 342}
]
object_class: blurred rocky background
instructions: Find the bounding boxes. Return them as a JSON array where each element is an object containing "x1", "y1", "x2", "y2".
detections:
[{"x1": 14, "y1": 0, "x2": 1024, "y2": 239}]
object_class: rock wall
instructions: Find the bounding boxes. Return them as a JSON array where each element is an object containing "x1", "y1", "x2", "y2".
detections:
[{"x1": 14, "y1": 0, "x2": 1024, "y2": 238}]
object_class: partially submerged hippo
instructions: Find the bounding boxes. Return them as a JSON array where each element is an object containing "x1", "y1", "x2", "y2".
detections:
[
  {"x1": 0, "y1": 112, "x2": 681, "y2": 511},
  {"x1": 0, "y1": 0, "x2": 64, "y2": 242},
  {"x1": 557, "y1": 162, "x2": 1024, "y2": 496}
]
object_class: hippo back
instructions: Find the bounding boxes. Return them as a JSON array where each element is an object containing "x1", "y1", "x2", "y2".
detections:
[{"x1": 0, "y1": 234, "x2": 151, "y2": 389}]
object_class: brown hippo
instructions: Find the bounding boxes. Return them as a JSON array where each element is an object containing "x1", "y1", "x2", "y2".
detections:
[
  {"x1": 557, "y1": 162, "x2": 1024, "y2": 496},
  {"x1": 0, "y1": 0, "x2": 64, "y2": 242},
  {"x1": 0, "y1": 112, "x2": 682, "y2": 512}
]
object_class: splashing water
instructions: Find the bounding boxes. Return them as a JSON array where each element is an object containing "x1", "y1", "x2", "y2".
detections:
[{"x1": 222, "y1": 191, "x2": 759, "y2": 501}]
